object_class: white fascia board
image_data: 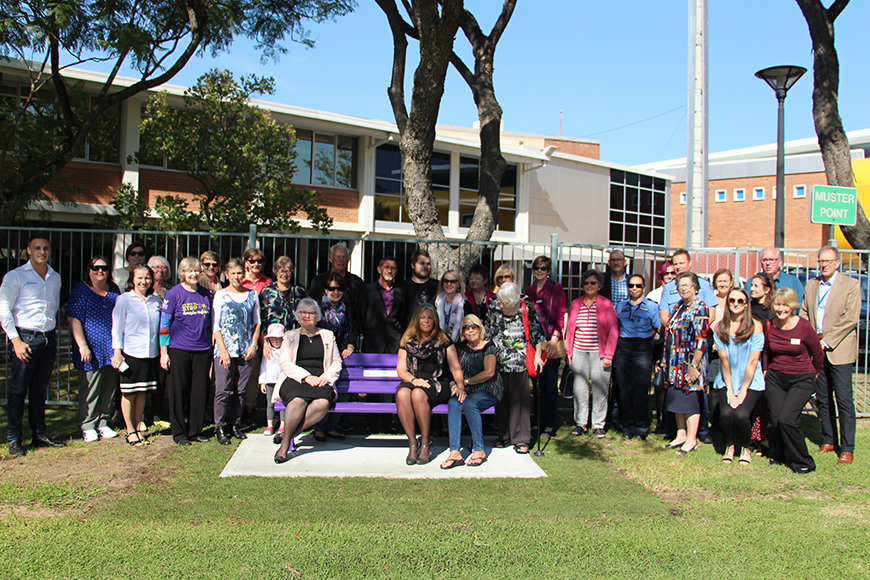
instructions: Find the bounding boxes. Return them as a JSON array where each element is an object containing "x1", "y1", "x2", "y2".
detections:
[{"x1": 551, "y1": 152, "x2": 673, "y2": 181}]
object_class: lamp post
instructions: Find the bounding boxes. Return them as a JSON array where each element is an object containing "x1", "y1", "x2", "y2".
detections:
[{"x1": 755, "y1": 65, "x2": 807, "y2": 248}]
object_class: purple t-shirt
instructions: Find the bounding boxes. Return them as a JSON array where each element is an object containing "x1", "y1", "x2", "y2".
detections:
[{"x1": 160, "y1": 284, "x2": 212, "y2": 351}]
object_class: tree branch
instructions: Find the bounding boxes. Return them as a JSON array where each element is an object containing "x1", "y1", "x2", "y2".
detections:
[
  {"x1": 375, "y1": 0, "x2": 410, "y2": 133},
  {"x1": 827, "y1": 0, "x2": 850, "y2": 22}
]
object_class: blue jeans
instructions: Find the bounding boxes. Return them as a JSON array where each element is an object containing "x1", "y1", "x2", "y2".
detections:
[
  {"x1": 448, "y1": 389, "x2": 500, "y2": 452},
  {"x1": 7, "y1": 333, "x2": 57, "y2": 443}
]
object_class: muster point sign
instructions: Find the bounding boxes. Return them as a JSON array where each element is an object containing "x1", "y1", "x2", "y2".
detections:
[{"x1": 810, "y1": 185, "x2": 858, "y2": 226}]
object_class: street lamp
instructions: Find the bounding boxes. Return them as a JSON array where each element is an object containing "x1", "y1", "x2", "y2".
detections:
[{"x1": 755, "y1": 65, "x2": 807, "y2": 248}]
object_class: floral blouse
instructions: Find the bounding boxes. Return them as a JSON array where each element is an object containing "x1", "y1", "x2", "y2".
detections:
[
  {"x1": 259, "y1": 282, "x2": 306, "y2": 331},
  {"x1": 485, "y1": 300, "x2": 546, "y2": 372},
  {"x1": 661, "y1": 297, "x2": 709, "y2": 392}
]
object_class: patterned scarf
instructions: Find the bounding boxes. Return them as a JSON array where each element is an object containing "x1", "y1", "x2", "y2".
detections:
[
  {"x1": 404, "y1": 336, "x2": 447, "y2": 394},
  {"x1": 320, "y1": 295, "x2": 347, "y2": 338}
]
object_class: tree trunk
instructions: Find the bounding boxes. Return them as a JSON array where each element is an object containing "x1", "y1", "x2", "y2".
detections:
[{"x1": 796, "y1": 0, "x2": 870, "y2": 249}]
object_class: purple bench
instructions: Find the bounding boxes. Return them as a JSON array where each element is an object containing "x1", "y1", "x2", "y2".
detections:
[{"x1": 273, "y1": 352, "x2": 495, "y2": 415}]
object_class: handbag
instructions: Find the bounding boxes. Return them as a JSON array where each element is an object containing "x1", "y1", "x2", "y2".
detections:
[
  {"x1": 652, "y1": 367, "x2": 665, "y2": 389},
  {"x1": 521, "y1": 301, "x2": 546, "y2": 377},
  {"x1": 560, "y1": 363, "x2": 574, "y2": 398}
]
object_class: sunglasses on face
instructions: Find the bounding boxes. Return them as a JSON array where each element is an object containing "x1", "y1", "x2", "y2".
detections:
[
  {"x1": 128, "y1": 250, "x2": 145, "y2": 257},
  {"x1": 628, "y1": 283, "x2": 644, "y2": 289},
  {"x1": 90, "y1": 265, "x2": 109, "y2": 272},
  {"x1": 443, "y1": 279, "x2": 459, "y2": 284},
  {"x1": 246, "y1": 258, "x2": 264, "y2": 264},
  {"x1": 202, "y1": 262, "x2": 218, "y2": 268},
  {"x1": 533, "y1": 266, "x2": 549, "y2": 272},
  {"x1": 583, "y1": 280, "x2": 598, "y2": 286},
  {"x1": 729, "y1": 298, "x2": 747, "y2": 305},
  {"x1": 462, "y1": 325, "x2": 479, "y2": 331},
  {"x1": 326, "y1": 286, "x2": 343, "y2": 292}
]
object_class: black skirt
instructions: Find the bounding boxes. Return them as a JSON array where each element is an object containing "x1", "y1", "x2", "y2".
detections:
[
  {"x1": 396, "y1": 380, "x2": 452, "y2": 407},
  {"x1": 279, "y1": 377, "x2": 336, "y2": 404},
  {"x1": 119, "y1": 354, "x2": 158, "y2": 395}
]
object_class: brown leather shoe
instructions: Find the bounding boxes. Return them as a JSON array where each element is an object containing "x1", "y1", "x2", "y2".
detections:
[
  {"x1": 837, "y1": 452, "x2": 854, "y2": 465},
  {"x1": 817, "y1": 444, "x2": 836, "y2": 454}
]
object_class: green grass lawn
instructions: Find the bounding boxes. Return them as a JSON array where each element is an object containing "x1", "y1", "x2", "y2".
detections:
[{"x1": 1, "y1": 409, "x2": 868, "y2": 579}]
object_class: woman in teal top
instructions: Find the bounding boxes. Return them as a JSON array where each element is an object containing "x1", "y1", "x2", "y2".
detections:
[{"x1": 712, "y1": 288, "x2": 764, "y2": 465}]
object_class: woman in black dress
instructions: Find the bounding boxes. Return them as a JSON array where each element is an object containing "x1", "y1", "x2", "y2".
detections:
[
  {"x1": 273, "y1": 298, "x2": 342, "y2": 464},
  {"x1": 396, "y1": 304, "x2": 465, "y2": 466}
]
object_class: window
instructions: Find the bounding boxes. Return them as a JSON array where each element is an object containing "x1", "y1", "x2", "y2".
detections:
[
  {"x1": 715, "y1": 189, "x2": 726, "y2": 203},
  {"x1": 734, "y1": 188, "x2": 745, "y2": 201},
  {"x1": 679, "y1": 192, "x2": 686, "y2": 205},
  {"x1": 610, "y1": 170, "x2": 667, "y2": 246},
  {"x1": 753, "y1": 187, "x2": 764, "y2": 201},
  {"x1": 458, "y1": 158, "x2": 517, "y2": 232},
  {"x1": 794, "y1": 184, "x2": 806, "y2": 198},
  {"x1": 772, "y1": 187, "x2": 777, "y2": 200},
  {"x1": 292, "y1": 130, "x2": 357, "y2": 189},
  {"x1": 375, "y1": 144, "x2": 451, "y2": 226}
]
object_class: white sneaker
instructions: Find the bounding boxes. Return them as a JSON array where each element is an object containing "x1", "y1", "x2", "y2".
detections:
[
  {"x1": 97, "y1": 426, "x2": 118, "y2": 439},
  {"x1": 83, "y1": 429, "x2": 99, "y2": 442}
]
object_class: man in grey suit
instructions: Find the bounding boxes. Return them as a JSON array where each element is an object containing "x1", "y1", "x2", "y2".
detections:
[{"x1": 800, "y1": 245, "x2": 860, "y2": 465}]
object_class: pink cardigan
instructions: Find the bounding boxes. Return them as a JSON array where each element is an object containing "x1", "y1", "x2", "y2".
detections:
[
  {"x1": 564, "y1": 295, "x2": 619, "y2": 360},
  {"x1": 270, "y1": 328, "x2": 343, "y2": 403}
]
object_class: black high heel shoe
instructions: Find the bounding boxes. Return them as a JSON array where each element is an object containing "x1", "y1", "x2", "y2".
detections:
[{"x1": 274, "y1": 449, "x2": 290, "y2": 464}]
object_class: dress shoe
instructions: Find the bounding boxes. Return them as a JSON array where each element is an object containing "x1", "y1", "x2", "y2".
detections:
[
  {"x1": 32, "y1": 435, "x2": 64, "y2": 448},
  {"x1": 216, "y1": 428, "x2": 232, "y2": 445},
  {"x1": 192, "y1": 435, "x2": 211, "y2": 443},
  {"x1": 176, "y1": 439, "x2": 192, "y2": 446},
  {"x1": 816, "y1": 444, "x2": 836, "y2": 454},
  {"x1": 698, "y1": 433, "x2": 713, "y2": 445},
  {"x1": 8, "y1": 441, "x2": 25, "y2": 456},
  {"x1": 837, "y1": 452, "x2": 854, "y2": 465},
  {"x1": 231, "y1": 426, "x2": 247, "y2": 440},
  {"x1": 325, "y1": 431, "x2": 346, "y2": 441}
]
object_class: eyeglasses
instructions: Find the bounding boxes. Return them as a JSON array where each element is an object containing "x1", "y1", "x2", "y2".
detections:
[
  {"x1": 202, "y1": 262, "x2": 218, "y2": 268},
  {"x1": 246, "y1": 258, "x2": 264, "y2": 264},
  {"x1": 496, "y1": 276, "x2": 512, "y2": 282},
  {"x1": 760, "y1": 258, "x2": 779, "y2": 264},
  {"x1": 533, "y1": 266, "x2": 549, "y2": 271},
  {"x1": 728, "y1": 298, "x2": 747, "y2": 305},
  {"x1": 818, "y1": 259, "x2": 837, "y2": 266},
  {"x1": 582, "y1": 280, "x2": 598, "y2": 286},
  {"x1": 90, "y1": 265, "x2": 109, "y2": 272},
  {"x1": 188, "y1": 270, "x2": 202, "y2": 276},
  {"x1": 326, "y1": 286, "x2": 343, "y2": 292},
  {"x1": 128, "y1": 250, "x2": 145, "y2": 257},
  {"x1": 298, "y1": 311, "x2": 316, "y2": 317},
  {"x1": 677, "y1": 284, "x2": 694, "y2": 290},
  {"x1": 664, "y1": 271, "x2": 676, "y2": 276},
  {"x1": 443, "y1": 279, "x2": 459, "y2": 285},
  {"x1": 462, "y1": 325, "x2": 479, "y2": 331},
  {"x1": 627, "y1": 283, "x2": 644, "y2": 289}
]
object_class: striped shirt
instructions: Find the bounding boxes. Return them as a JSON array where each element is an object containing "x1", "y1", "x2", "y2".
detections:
[{"x1": 573, "y1": 301, "x2": 599, "y2": 352}]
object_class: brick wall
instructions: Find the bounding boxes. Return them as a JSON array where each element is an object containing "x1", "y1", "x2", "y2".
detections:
[
  {"x1": 42, "y1": 161, "x2": 121, "y2": 204},
  {"x1": 670, "y1": 171, "x2": 829, "y2": 248},
  {"x1": 544, "y1": 138, "x2": 599, "y2": 160}
]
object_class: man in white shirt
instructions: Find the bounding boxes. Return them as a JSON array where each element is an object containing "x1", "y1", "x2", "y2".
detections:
[{"x1": 0, "y1": 234, "x2": 64, "y2": 456}]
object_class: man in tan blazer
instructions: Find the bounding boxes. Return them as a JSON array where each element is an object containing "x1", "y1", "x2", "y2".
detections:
[{"x1": 800, "y1": 245, "x2": 860, "y2": 465}]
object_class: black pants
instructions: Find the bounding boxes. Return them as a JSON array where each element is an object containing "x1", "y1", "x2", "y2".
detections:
[
  {"x1": 815, "y1": 358, "x2": 856, "y2": 453},
  {"x1": 715, "y1": 388, "x2": 763, "y2": 449},
  {"x1": 613, "y1": 338, "x2": 654, "y2": 436},
  {"x1": 539, "y1": 356, "x2": 563, "y2": 432},
  {"x1": 766, "y1": 369, "x2": 816, "y2": 472},
  {"x1": 168, "y1": 348, "x2": 212, "y2": 443}
]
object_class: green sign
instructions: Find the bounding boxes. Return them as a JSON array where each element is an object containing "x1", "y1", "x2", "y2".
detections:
[{"x1": 810, "y1": 185, "x2": 858, "y2": 226}]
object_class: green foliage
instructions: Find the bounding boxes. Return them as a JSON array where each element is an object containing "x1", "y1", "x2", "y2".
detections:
[
  {"x1": 138, "y1": 69, "x2": 332, "y2": 233},
  {"x1": 93, "y1": 182, "x2": 150, "y2": 230},
  {"x1": 0, "y1": 0, "x2": 355, "y2": 225}
]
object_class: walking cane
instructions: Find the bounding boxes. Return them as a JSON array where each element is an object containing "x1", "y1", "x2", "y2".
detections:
[{"x1": 534, "y1": 373, "x2": 544, "y2": 457}]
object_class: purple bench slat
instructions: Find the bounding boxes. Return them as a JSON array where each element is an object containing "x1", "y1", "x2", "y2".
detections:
[{"x1": 343, "y1": 353, "x2": 399, "y2": 366}]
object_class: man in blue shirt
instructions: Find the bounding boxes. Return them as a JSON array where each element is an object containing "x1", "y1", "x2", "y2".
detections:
[
  {"x1": 614, "y1": 274, "x2": 661, "y2": 440},
  {"x1": 658, "y1": 249, "x2": 717, "y2": 444},
  {"x1": 743, "y1": 247, "x2": 805, "y2": 307}
]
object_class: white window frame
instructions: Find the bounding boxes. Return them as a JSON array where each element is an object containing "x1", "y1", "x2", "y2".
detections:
[
  {"x1": 679, "y1": 192, "x2": 686, "y2": 205},
  {"x1": 715, "y1": 189, "x2": 726, "y2": 203},
  {"x1": 793, "y1": 184, "x2": 807, "y2": 199},
  {"x1": 734, "y1": 188, "x2": 746, "y2": 202},
  {"x1": 753, "y1": 187, "x2": 765, "y2": 201}
]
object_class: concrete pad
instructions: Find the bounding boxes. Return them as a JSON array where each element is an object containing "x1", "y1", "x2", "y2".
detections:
[{"x1": 220, "y1": 434, "x2": 548, "y2": 479}]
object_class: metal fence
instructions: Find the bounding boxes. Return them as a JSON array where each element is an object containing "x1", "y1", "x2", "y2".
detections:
[{"x1": 1, "y1": 226, "x2": 868, "y2": 416}]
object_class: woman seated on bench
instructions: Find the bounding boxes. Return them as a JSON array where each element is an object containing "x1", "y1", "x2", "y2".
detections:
[
  {"x1": 396, "y1": 304, "x2": 465, "y2": 466},
  {"x1": 273, "y1": 298, "x2": 342, "y2": 464},
  {"x1": 441, "y1": 314, "x2": 502, "y2": 469}
]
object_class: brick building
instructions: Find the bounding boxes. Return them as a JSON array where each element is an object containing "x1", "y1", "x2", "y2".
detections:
[
  {"x1": 637, "y1": 129, "x2": 870, "y2": 249},
  {"x1": 2, "y1": 60, "x2": 673, "y2": 249}
]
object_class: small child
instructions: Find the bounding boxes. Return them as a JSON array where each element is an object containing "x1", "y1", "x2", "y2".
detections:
[{"x1": 259, "y1": 323, "x2": 286, "y2": 436}]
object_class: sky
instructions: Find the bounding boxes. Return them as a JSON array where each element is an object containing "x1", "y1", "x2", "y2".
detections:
[{"x1": 75, "y1": 0, "x2": 870, "y2": 167}]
